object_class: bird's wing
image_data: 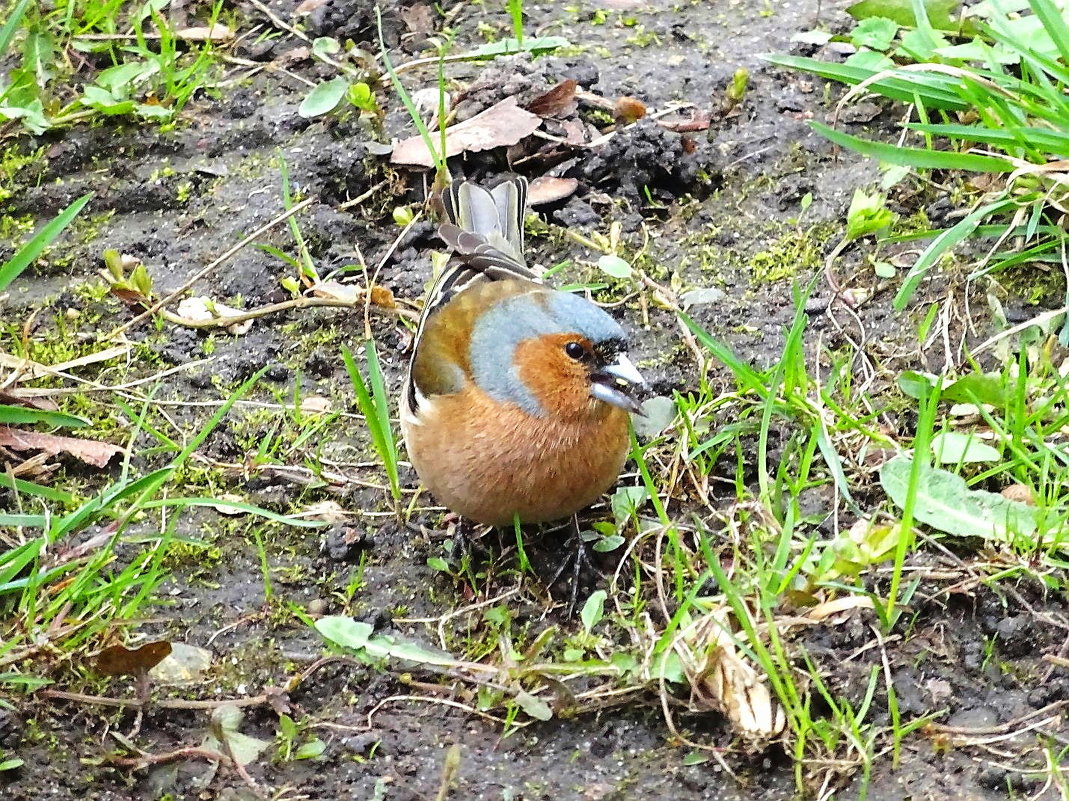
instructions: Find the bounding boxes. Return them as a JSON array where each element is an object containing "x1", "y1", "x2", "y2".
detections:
[{"x1": 404, "y1": 178, "x2": 539, "y2": 416}]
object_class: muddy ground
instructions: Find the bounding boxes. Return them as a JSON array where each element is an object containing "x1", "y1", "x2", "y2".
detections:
[{"x1": 2, "y1": 0, "x2": 1068, "y2": 799}]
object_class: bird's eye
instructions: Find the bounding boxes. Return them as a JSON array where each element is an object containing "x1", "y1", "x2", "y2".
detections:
[{"x1": 565, "y1": 341, "x2": 585, "y2": 360}]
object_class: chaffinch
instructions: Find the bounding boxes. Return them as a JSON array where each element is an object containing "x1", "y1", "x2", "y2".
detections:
[{"x1": 401, "y1": 177, "x2": 647, "y2": 527}]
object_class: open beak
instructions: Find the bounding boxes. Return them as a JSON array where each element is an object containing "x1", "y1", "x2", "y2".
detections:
[{"x1": 590, "y1": 353, "x2": 648, "y2": 414}]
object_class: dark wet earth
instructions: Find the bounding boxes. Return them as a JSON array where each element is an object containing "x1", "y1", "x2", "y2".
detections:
[{"x1": 3, "y1": 0, "x2": 1069, "y2": 799}]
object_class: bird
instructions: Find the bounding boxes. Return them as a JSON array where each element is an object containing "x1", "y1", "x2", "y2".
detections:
[{"x1": 400, "y1": 176, "x2": 647, "y2": 529}]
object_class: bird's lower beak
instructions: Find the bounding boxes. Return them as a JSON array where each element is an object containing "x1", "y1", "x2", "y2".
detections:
[{"x1": 591, "y1": 354, "x2": 648, "y2": 415}]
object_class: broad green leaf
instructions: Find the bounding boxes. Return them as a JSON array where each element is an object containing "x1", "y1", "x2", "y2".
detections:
[
  {"x1": 299, "y1": 77, "x2": 349, "y2": 118},
  {"x1": 514, "y1": 690, "x2": 553, "y2": 721},
  {"x1": 847, "y1": 0, "x2": 958, "y2": 29},
  {"x1": 931, "y1": 431, "x2": 1001, "y2": 463},
  {"x1": 880, "y1": 455, "x2": 1039, "y2": 542},
  {"x1": 844, "y1": 49, "x2": 896, "y2": 70},
  {"x1": 315, "y1": 616, "x2": 456, "y2": 667},
  {"x1": 852, "y1": 16, "x2": 900, "y2": 50},
  {"x1": 597, "y1": 254, "x2": 631, "y2": 278},
  {"x1": 581, "y1": 590, "x2": 607, "y2": 631}
]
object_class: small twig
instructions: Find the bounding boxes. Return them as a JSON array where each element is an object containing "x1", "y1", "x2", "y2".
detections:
[
  {"x1": 106, "y1": 745, "x2": 235, "y2": 770},
  {"x1": 157, "y1": 293, "x2": 418, "y2": 329},
  {"x1": 107, "y1": 197, "x2": 316, "y2": 339}
]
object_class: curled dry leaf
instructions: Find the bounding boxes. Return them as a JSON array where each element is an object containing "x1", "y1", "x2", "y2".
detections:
[
  {"x1": 176, "y1": 23, "x2": 233, "y2": 42},
  {"x1": 526, "y1": 79, "x2": 579, "y2": 118},
  {"x1": 210, "y1": 493, "x2": 247, "y2": 516},
  {"x1": 390, "y1": 97, "x2": 542, "y2": 168},
  {"x1": 677, "y1": 607, "x2": 786, "y2": 742},
  {"x1": 299, "y1": 395, "x2": 333, "y2": 415},
  {"x1": 527, "y1": 176, "x2": 579, "y2": 206},
  {"x1": 614, "y1": 96, "x2": 647, "y2": 124},
  {"x1": 1001, "y1": 483, "x2": 1035, "y2": 505},
  {"x1": 96, "y1": 641, "x2": 173, "y2": 677},
  {"x1": 302, "y1": 500, "x2": 349, "y2": 523},
  {"x1": 658, "y1": 109, "x2": 712, "y2": 133},
  {"x1": 149, "y1": 642, "x2": 214, "y2": 684},
  {"x1": 176, "y1": 297, "x2": 253, "y2": 335},
  {"x1": 0, "y1": 427, "x2": 123, "y2": 468},
  {"x1": 295, "y1": 0, "x2": 328, "y2": 12}
]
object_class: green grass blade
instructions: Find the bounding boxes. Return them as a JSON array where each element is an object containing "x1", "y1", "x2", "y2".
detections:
[
  {"x1": 763, "y1": 54, "x2": 969, "y2": 110},
  {"x1": 0, "y1": 0, "x2": 32, "y2": 58},
  {"x1": 0, "y1": 194, "x2": 93, "y2": 292},
  {"x1": 0, "y1": 513, "x2": 46, "y2": 527},
  {"x1": 894, "y1": 197, "x2": 1017, "y2": 309},
  {"x1": 903, "y1": 123, "x2": 1069, "y2": 158},
  {"x1": 1029, "y1": 0, "x2": 1069, "y2": 66},
  {"x1": 141, "y1": 497, "x2": 327, "y2": 528},
  {"x1": 678, "y1": 313, "x2": 770, "y2": 399},
  {"x1": 0, "y1": 405, "x2": 89, "y2": 428},
  {"x1": 0, "y1": 473, "x2": 75, "y2": 504},
  {"x1": 810, "y1": 122, "x2": 1016, "y2": 172},
  {"x1": 342, "y1": 343, "x2": 400, "y2": 502}
]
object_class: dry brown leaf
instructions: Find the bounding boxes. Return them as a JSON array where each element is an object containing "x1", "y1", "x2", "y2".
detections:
[
  {"x1": 659, "y1": 109, "x2": 712, "y2": 133},
  {"x1": 295, "y1": 0, "x2": 329, "y2": 13},
  {"x1": 96, "y1": 641, "x2": 173, "y2": 677},
  {"x1": 391, "y1": 97, "x2": 542, "y2": 167},
  {"x1": 803, "y1": 595, "x2": 875, "y2": 623},
  {"x1": 526, "y1": 79, "x2": 578, "y2": 118},
  {"x1": 299, "y1": 395, "x2": 333, "y2": 415},
  {"x1": 399, "y1": 3, "x2": 434, "y2": 35},
  {"x1": 302, "y1": 500, "x2": 350, "y2": 523},
  {"x1": 311, "y1": 279, "x2": 361, "y2": 303},
  {"x1": 614, "y1": 96, "x2": 647, "y2": 124},
  {"x1": 177, "y1": 23, "x2": 233, "y2": 42},
  {"x1": 528, "y1": 176, "x2": 579, "y2": 206},
  {"x1": 0, "y1": 427, "x2": 123, "y2": 468},
  {"x1": 677, "y1": 607, "x2": 786, "y2": 741},
  {"x1": 1001, "y1": 484, "x2": 1035, "y2": 505},
  {"x1": 0, "y1": 390, "x2": 59, "y2": 411}
]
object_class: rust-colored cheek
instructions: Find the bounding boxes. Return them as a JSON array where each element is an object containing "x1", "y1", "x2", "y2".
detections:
[{"x1": 513, "y1": 336, "x2": 602, "y2": 419}]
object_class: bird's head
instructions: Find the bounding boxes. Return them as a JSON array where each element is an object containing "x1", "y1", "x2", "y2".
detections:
[{"x1": 470, "y1": 288, "x2": 648, "y2": 419}]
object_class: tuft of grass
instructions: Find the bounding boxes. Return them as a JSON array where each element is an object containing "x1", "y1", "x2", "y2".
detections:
[
  {"x1": 769, "y1": 0, "x2": 1069, "y2": 314},
  {"x1": 342, "y1": 342, "x2": 401, "y2": 505}
]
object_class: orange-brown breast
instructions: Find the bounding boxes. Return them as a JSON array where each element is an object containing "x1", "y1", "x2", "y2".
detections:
[{"x1": 402, "y1": 384, "x2": 630, "y2": 526}]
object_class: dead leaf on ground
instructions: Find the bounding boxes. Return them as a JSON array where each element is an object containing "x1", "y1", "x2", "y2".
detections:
[
  {"x1": 150, "y1": 642, "x2": 214, "y2": 684},
  {"x1": 295, "y1": 0, "x2": 328, "y2": 13},
  {"x1": 659, "y1": 109, "x2": 712, "y2": 133},
  {"x1": 177, "y1": 23, "x2": 233, "y2": 42},
  {"x1": 526, "y1": 79, "x2": 578, "y2": 118},
  {"x1": 399, "y1": 3, "x2": 435, "y2": 35},
  {"x1": 391, "y1": 97, "x2": 542, "y2": 167},
  {"x1": 614, "y1": 96, "x2": 647, "y2": 124},
  {"x1": 96, "y1": 641, "x2": 173, "y2": 677},
  {"x1": 300, "y1": 395, "x2": 333, "y2": 415},
  {"x1": 302, "y1": 500, "x2": 349, "y2": 523},
  {"x1": 677, "y1": 607, "x2": 786, "y2": 742},
  {"x1": 176, "y1": 297, "x2": 253, "y2": 335},
  {"x1": 0, "y1": 427, "x2": 124, "y2": 468},
  {"x1": 0, "y1": 390, "x2": 59, "y2": 411},
  {"x1": 528, "y1": 176, "x2": 579, "y2": 206}
]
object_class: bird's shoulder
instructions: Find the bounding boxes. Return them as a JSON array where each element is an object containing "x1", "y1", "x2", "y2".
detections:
[{"x1": 410, "y1": 278, "x2": 545, "y2": 400}]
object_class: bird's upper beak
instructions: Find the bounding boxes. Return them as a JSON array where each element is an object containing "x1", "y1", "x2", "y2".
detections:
[{"x1": 590, "y1": 353, "x2": 648, "y2": 415}]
